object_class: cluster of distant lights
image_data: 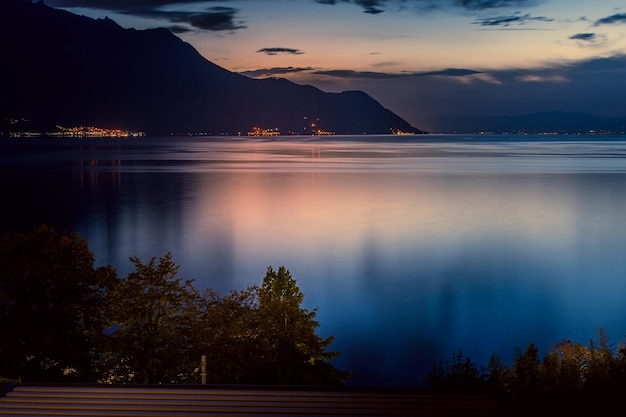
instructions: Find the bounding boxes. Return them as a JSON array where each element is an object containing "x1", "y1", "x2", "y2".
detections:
[
  {"x1": 392, "y1": 129, "x2": 414, "y2": 136},
  {"x1": 6, "y1": 122, "x2": 144, "y2": 138},
  {"x1": 5, "y1": 118, "x2": 623, "y2": 137},
  {"x1": 4, "y1": 118, "x2": 417, "y2": 138},
  {"x1": 51, "y1": 125, "x2": 144, "y2": 138},
  {"x1": 246, "y1": 125, "x2": 337, "y2": 136},
  {"x1": 247, "y1": 127, "x2": 281, "y2": 136}
]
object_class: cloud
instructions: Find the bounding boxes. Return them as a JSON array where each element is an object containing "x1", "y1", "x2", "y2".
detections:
[
  {"x1": 315, "y1": 0, "x2": 385, "y2": 14},
  {"x1": 167, "y1": 25, "x2": 193, "y2": 34},
  {"x1": 51, "y1": 0, "x2": 546, "y2": 24},
  {"x1": 313, "y1": 69, "x2": 400, "y2": 78},
  {"x1": 422, "y1": 68, "x2": 482, "y2": 76},
  {"x1": 594, "y1": 13, "x2": 626, "y2": 26},
  {"x1": 47, "y1": 0, "x2": 246, "y2": 32},
  {"x1": 136, "y1": 7, "x2": 245, "y2": 31},
  {"x1": 371, "y1": 61, "x2": 400, "y2": 67},
  {"x1": 313, "y1": 68, "x2": 481, "y2": 79},
  {"x1": 569, "y1": 33, "x2": 596, "y2": 42},
  {"x1": 568, "y1": 32, "x2": 609, "y2": 49},
  {"x1": 516, "y1": 74, "x2": 569, "y2": 83},
  {"x1": 455, "y1": 0, "x2": 541, "y2": 10},
  {"x1": 240, "y1": 67, "x2": 316, "y2": 78},
  {"x1": 314, "y1": 0, "x2": 542, "y2": 14},
  {"x1": 473, "y1": 13, "x2": 553, "y2": 27},
  {"x1": 257, "y1": 47, "x2": 305, "y2": 56},
  {"x1": 467, "y1": 72, "x2": 503, "y2": 84},
  {"x1": 354, "y1": 0, "x2": 386, "y2": 14},
  {"x1": 48, "y1": 0, "x2": 223, "y2": 10}
]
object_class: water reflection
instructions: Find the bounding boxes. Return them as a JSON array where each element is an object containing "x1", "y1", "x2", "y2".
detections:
[{"x1": 2, "y1": 136, "x2": 626, "y2": 386}]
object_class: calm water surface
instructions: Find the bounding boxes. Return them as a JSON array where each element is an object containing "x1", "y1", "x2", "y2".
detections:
[{"x1": 2, "y1": 134, "x2": 626, "y2": 386}]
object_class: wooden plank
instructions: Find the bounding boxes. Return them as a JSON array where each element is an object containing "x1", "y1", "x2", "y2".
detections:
[{"x1": 0, "y1": 384, "x2": 502, "y2": 416}]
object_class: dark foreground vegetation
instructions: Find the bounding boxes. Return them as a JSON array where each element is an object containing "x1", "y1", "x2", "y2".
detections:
[
  {"x1": 0, "y1": 225, "x2": 348, "y2": 385},
  {"x1": 424, "y1": 330, "x2": 626, "y2": 415},
  {"x1": 1, "y1": 226, "x2": 626, "y2": 415}
]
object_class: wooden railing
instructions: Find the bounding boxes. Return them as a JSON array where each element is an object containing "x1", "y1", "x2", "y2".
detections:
[{"x1": 0, "y1": 384, "x2": 502, "y2": 416}]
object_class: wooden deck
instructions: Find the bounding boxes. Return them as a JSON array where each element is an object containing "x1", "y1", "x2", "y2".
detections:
[{"x1": 0, "y1": 384, "x2": 502, "y2": 416}]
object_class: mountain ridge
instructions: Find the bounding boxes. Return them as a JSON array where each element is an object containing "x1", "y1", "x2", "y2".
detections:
[
  {"x1": 418, "y1": 111, "x2": 626, "y2": 134},
  {"x1": 0, "y1": 0, "x2": 422, "y2": 136}
]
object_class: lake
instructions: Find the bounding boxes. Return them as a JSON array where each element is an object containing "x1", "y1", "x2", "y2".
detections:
[{"x1": 2, "y1": 134, "x2": 626, "y2": 386}]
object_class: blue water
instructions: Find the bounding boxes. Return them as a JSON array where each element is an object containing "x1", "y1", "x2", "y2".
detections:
[{"x1": 2, "y1": 134, "x2": 626, "y2": 386}]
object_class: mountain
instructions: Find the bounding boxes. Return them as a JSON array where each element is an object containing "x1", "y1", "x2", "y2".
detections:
[
  {"x1": 0, "y1": 0, "x2": 422, "y2": 136},
  {"x1": 419, "y1": 111, "x2": 626, "y2": 134}
]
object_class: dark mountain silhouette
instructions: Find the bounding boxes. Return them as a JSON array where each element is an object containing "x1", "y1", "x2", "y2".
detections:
[
  {"x1": 0, "y1": 0, "x2": 422, "y2": 136},
  {"x1": 422, "y1": 111, "x2": 626, "y2": 134}
]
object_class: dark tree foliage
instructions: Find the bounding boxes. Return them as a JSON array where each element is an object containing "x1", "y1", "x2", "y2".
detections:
[
  {"x1": 189, "y1": 287, "x2": 265, "y2": 384},
  {"x1": 104, "y1": 253, "x2": 198, "y2": 384},
  {"x1": 103, "y1": 260, "x2": 348, "y2": 385},
  {"x1": 0, "y1": 225, "x2": 117, "y2": 382},
  {"x1": 511, "y1": 342, "x2": 542, "y2": 398},
  {"x1": 424, "y1": 327, "x2": 626, "y2": 415},
  {"x1": 0, "y1": 227, "x2": 347, "y2": 385},
  {"x1": 424, "y1": 349, "x2": 484, "y2": 393},
  {"x1": 255, "y1": 266, "x2": 348, "y2": 385},
  {"x1": 190, "y1": 267, "x2": 349, "y2": 385}
]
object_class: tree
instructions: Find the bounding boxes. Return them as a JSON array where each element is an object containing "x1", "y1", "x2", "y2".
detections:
[
  {"x1": 0, "y1": 225, "x2": 117, "y2": 382},
  {"x1": 549, "y1": 327, "x2": 616, "y2": 392},
  {"x1": 423, "y1": 349, "x2": 485, "y2": 392},
  {"x1": 98, "y1": 262, "x2": 347, "y2": 385},
  {"x1": 105, "y1": 253, "x2": 198, "y2": 383},
  {"x1": 189, "y1": 266, "x2": 348, "y2": 385},
  {"x1": 254, "y1": 266, "x2": 348, "y2": 385},
  {"x1": 0, "y1": 236, "x2": 348, "y2": 386},
  {"x1": 486, "y1": 353, "x2": 512, "y2": 395},
  {"x1": 511, "y1": 343, "x2": 542, "y2": 397},
  {"x1": 189, "y1": 287, "x2": 262, "y2": 384}
]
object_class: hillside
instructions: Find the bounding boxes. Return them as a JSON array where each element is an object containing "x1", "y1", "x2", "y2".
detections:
[
  {"x1": 0, "y1": 0, "x2": 421, "y2": 136},
  {"x1": 419, "y1": 111, "x2": 626, "y2": 134}
]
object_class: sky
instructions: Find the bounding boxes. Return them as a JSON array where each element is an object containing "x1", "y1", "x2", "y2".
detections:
[{"x1": 45, "y1": 0, "x2": 626, "y2": 131}]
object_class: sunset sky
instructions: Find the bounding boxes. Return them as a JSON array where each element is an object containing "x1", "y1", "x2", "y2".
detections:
[{"x1": 46, "y1": 0, "x2": 626, "y2": 130}]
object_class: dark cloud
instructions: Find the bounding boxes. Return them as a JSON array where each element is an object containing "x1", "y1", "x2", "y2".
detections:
[
  {"x1": 313, "y1": 68, "x2": 481, "y2": 79},
  {"x1": 51, "y1": 0, "x2": 544, "y2": 26},
  {"x1": 568, "y1": 32, "x2": 607, "y2": 48},
  {"x1": 314, "y1": 0, "x2": 544, "y2": 15},
  {"x1": 594, "y1": 13, "x2": 626, "y2": 26},
  {"x1": 314, "y1": 69, "x2": 398, "y2": 78},
  {"x1": 473, "y1": 13, "x2": 553, "y2": 26},
  {"x1": 257, "y1": 48, "x2": 305, "y2": 56},
  {"x1": 135, "y1": 7, "x2": 245, "y2": 31},
  {"x1": 455, "y1": 0, "x2": 540, "y2": 10},
  {"x1": 240, "y1": 67, "x2": 316, "y2": 78},
  {"x1": 47, "y1": 0, "x2": 245, "y2": 32},
  {"x1": 423, "y1": 68, "x2": 482, "y2": 76},
  {"x1": 315, "y1": 0, "x2": 385, "y2": 14},
  {"x1": 362, "y1": 7, "x2": 385, "y2": 13},
  {"x1": 167, "y1": 25, "x2": 193, "y2": 34},
  {"x1": 357, "y1": 0, "x2": 386, "y2": 14},
  {"x1": 48, "y1": 0, "x2": 222, "y2": 9},
  {"x1": 569, "y1": 33, "x2": 595, "y2": 41}
]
